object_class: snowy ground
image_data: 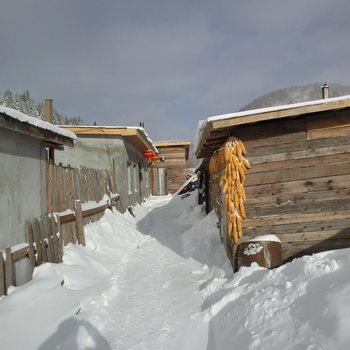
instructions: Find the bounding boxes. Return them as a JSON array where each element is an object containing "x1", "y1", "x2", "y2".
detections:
[{"x1": 1, "y1": 193, "x2": 350, "y2": 349}]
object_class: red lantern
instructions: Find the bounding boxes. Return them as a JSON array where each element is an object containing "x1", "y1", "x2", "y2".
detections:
[{"x1": 143, "y1": 150, "x2": 156, "y2": 159}]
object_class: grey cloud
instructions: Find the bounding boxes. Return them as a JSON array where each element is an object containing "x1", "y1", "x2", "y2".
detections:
[{"x1": 1, "y1": 0, "x2": 350, "y2": 141}]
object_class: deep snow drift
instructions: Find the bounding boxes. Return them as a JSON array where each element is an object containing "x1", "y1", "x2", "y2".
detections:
[{"x1": 1, "y1": 193, "x2": 350, "y2": 349}]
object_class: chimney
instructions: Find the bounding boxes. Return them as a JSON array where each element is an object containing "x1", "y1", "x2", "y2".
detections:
[
  {"x1": 321, "y1": 83, "x2": 329, "y2": 99},
  {"x1": 139, "y1": 121, "x2": 145, "y2": 128},
  {"x1": 44, "y1": 98, "x2": 53, "y2": 123}
]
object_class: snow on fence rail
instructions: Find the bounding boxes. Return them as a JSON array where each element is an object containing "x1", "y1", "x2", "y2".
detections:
[{"x1": 0, "y1": 194, "x2": 120, "y2": 297}]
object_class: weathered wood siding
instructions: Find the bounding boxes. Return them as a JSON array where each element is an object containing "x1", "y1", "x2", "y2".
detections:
[
  {"x1": 226, "y1": 110, "x2": 350, "y2": 262},
  {"x1": 206, "y1": 110, "x2": 350, "y2": 261},
  {"x1": 154, "y1": 145, "x2": 189, "y2": 194}
]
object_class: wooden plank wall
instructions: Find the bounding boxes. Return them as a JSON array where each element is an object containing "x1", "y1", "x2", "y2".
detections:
[
  {"x1": 230, "y1": 110, "x2": 350, "y2": 262},
  {"x1": 153, "y1": 146, "x2": 189, "y2": 194},
  {"x1": 46, "y1": 163, "x2": 116, "y2": 213}
]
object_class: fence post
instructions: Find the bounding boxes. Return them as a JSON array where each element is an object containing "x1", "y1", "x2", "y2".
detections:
[
  {"x1": 75, "y1": 200, "x2": 86, "y2": 246},
  {"x1": 26, "y1": 222, "x2": 36, "y2": 271},
  {"x1": 55, "y1": 215, "x2": 64, "y2": 263},
  {"x1": 33, "y1": 219, "x2": 43, "y2": 266},
  {"x1": 4, "y1": 247, "x2": 12, "y2": 294},
  {"x1": 0, "y1": 252, "x2": 5, "y2": 296}
]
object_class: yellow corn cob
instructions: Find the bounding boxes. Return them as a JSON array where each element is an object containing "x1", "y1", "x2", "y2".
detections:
[
  {"x1": 239, "y1": 201, "x2": 246, "y2": 219},
  {"x1": 241, "y1": 185, "x2": 247, "y2": 202},
  {"x1": 233, "y1": 221, "x2": 239, "y2": 244},
  {"x1": 236, "y1": 216, "x2": 242, "y2": 237},
  {"x1": 234, "y1": 192, "x2": 239, "y2": 209},
  {"x1": 238, "y1": 139, "x2": 247, "y2": 155},
  {"x1": 243, "y1": 158, "x2": 251, "y2": 169},
  {"x1": 224, "y1": 145, "x2": 230, "y2": 162},
  {"x1": 236, "y1": 179, "x2": 243, "y2": 197},
  {"x1": 238, "y1": 164, "x2": 246, "y2": 181},
  {"x1": 233, "y1": 155, "x2": 239, "y2": 169},
  {"x1": 222, "y1": 180, "x2": 228, "y2": 193}
]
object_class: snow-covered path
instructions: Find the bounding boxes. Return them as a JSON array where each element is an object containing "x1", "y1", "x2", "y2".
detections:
[
  {"x1": 88, "y1": 235, "x2": 207, "y2": 349},
  {"x1": 2, "y1": 193, "x2": 350, "y2": 349},
  {"x1": 69, "y1": 195, "x2": 214, "y2": 349}
]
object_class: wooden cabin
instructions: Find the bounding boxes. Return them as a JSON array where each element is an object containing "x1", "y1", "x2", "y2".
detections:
[
  {"x1": 56, "y1": 126, "x2": 158, "y2": 212},
  {"x1": 154, "y1": 140, "x2": 191, "y2": 194},
  {"x1": 196, "y1": 94, "x2": 350, "y2": 268}
]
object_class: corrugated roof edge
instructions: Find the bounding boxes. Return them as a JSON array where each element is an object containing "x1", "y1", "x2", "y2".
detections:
[{"x1": 0, "y1": 106, "x2": 77, "y2": 140}]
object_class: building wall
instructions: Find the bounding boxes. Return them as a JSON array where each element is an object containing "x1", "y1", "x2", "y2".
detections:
[
  {"x1": 208, "y1": 109, "x2": 350, "y2": 265},
  {"x1": 153, "y1": 145, "x2": 189, "y2": 194},
  {"x1": 55, "y1": 135, "x2": 151, "y2": 212},
  {"x1": 0, "y1": 128, "x2": 46, "y2": 285}
]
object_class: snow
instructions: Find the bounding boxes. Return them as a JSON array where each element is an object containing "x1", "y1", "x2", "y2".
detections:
[
  {"x1": 1, "y1": 192, "x2": 350, "y2": 349},
  {"x1": 10, "y1": 242, "x2": 29, "y2": 254},
  {"x1": 0, "y1": 105, "x2": 77, "y2": 140},
  {"x1": 193, "y1": 119, "x2": 207, "y2": 157},
  {"x1": 246, "y1": 234, "x2": 281, "y2": 243},
  {"x1": 207, "y1": 94, "x2": 350, "y2": 122}
]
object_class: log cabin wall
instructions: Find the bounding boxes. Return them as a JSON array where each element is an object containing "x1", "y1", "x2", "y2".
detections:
[{"x1": 224, "y1": 109, "x2": 350, "y2": 262}]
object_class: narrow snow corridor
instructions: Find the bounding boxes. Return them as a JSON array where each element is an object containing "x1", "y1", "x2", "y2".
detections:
[
  {"x1": 86, "y1": 236, "x2": 208, "y2": 349},
  {"x1": 2, "y1": 193, "x2": 350, "y2": 350}
]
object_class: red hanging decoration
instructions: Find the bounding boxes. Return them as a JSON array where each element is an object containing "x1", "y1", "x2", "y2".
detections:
[{"x1": 143, "y1": 150, "x2": 156, "y2": 159}]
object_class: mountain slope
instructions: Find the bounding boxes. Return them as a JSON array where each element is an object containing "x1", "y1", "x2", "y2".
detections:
[{"x1": 241, "y1": 83, "x2": 350, "y2": 111}]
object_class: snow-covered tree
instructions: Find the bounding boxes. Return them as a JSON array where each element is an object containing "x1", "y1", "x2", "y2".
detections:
[{"x1": 0, "y1": 89, "x2": 85, "y2": 125}]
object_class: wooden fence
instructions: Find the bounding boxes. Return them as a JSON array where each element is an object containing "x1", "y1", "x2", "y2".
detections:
[
  {"x1": 0, "y1": 163, "x2": 120, "y2": 296},
  {"x1": 46, "y1": 163, "x2": 117, "y2": 213}
]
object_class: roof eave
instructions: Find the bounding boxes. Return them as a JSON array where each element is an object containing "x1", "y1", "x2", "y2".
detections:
[
  {"x1": 0, "y1": 113, "x2": 74, "y2": 147},
  {"x1": 196, "y1": 96, "x2": 350, "y2": 159}
]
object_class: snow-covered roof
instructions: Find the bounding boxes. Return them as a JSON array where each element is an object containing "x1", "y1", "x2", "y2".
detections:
[
  {"x1": 207, "y1": 94, "x2": 350, "y2": 122},
  {"x1": 61, "y1": 125, "x2": 158, "y2": 153},
  {"x1": 0, "y1": 106, "x2": 77, "y2": 142},
  {"x1": 196, "y1": 94, "x2": 350, "y2": 158}
]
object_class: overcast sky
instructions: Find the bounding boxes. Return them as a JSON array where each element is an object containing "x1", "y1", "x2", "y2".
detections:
[{"x1": 1, "y1": 0, "x2": 350, "y2": 141}]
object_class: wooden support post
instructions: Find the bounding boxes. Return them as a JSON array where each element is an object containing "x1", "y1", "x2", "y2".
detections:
[
  {"x1": 55, "y1": 215, "x2": 64, "y2": 263},
  {"x1": 50, "y1": 216, "x2": 59, "y2": 263},
  {"x1": 75, "y1": 200, "x2": 86, "y2": 246},
  {"x1": 26, "y1": 222, "x2": 36, "y2": 270},
  {"x1": 43, "y1": 215, "x2": 54, "y2": 262},
  {"x1": 33, "y1": 219, "x2": 43, "y2": 266},
  {"x1": 4, "y1": 247, "x2": 12, "y2": 293},
  {"x1": 39, "y1": 219, "x2": 47, "y2": 263},
  {"x1": 0, "y1": 252, "x2": 5, "y2": 296}
]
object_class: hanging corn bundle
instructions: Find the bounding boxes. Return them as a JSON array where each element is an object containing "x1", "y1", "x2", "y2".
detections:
[{"x1": 208, "y1": 137, "x2": 251, "y2": 245}]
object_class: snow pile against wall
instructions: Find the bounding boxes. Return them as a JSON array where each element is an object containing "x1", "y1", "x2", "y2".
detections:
[{"x1": 197, "y1": 249, "x2": 350, "y2": 350}]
